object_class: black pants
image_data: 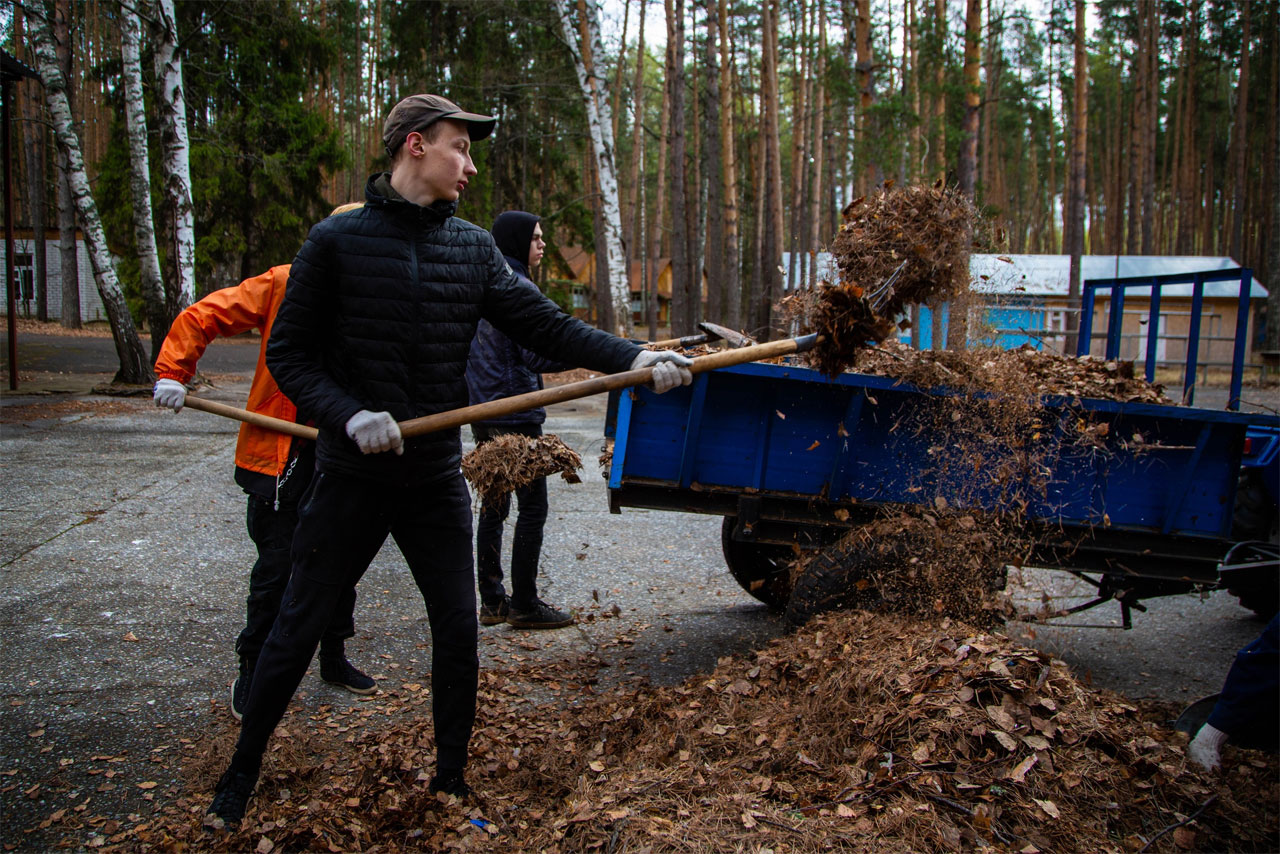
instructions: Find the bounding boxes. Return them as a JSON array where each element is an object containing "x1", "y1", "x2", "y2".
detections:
[
  {"x1": 236, "y1": 494, "x2": 356, "y2": 662},
  {"x1": 234, "y1": 470, "x2": 477, "y2": 773},
  {"x1": 472, "y1": 423, "x2": 549, "y2": 610}
]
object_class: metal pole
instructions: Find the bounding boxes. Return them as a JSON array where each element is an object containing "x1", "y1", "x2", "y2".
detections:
[{"x1": 4, "y1": 75, "x2": 18, "y2": 391}]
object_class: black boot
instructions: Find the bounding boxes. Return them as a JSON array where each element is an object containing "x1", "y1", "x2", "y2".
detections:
[
  {"x1": 319, "y1": 641, "x2": 376, "y2": 695},
  {"x1": 230, "y1": 656, "x2": 255, "y2": 722},
  {"x1": 205, "y1": 764, "x2": 259, "y2": 830},
  {"x1": 428, "y1": 768, "x2": 472, "y2": 800}
]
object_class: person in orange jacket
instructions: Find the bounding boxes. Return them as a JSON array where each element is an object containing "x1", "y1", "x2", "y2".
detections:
[{"x1": 153, "y1": 206, "x2": 374, "y2": 720}]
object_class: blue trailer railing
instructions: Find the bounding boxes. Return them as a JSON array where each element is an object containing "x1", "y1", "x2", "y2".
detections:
[{"x1": 1078, "y1": 267, "x2": 1254, "y2": 410}]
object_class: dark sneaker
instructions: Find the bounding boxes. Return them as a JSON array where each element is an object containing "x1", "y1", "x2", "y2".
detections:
[
  {"x1": 204, "y1": 767, "x2": 258, "y2": 830},
  {"x1": 506, "y1": 599, "x2": 575, "y2": 630},
  {"x1": 229, "y1": 658, "x2": 254, "y2": 722},
  {"x1": 428, "y1": 770, "x2": 472, "y2": 800},
  {"x1": 479, "y1": 596, "x2": 510, "y2": 626},
  {"x1": 320, "y1": 656, "x2": 377, "y2": 695}
]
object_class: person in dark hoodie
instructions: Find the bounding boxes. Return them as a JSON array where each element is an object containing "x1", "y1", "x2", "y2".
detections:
[
  {"x1": 466, "y1": 211, "x2": 575, "y2": 630},
  {"x1": 203, "y1": 94, "x2": 693, "y2": 829}
]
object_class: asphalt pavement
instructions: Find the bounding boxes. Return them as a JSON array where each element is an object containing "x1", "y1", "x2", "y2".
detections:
[{"x1": 0, "y1": 327, "x2": 1272, "y2": 848}]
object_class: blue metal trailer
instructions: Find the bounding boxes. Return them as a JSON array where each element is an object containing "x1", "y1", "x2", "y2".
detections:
[{"x1": 605, "y1": 268, "x2": 1278, "y2": 625}]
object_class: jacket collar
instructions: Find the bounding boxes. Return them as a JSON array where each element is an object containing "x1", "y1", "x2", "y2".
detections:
[
  {"x1": 365, "y1": 173, "x2": 457, "y2": 223},
  {"x1": 503, "y1": 254, "x2": 530, "y2": 279}
]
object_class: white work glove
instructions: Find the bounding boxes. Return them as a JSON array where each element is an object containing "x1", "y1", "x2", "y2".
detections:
[
  {"x1": 631, "y1": 350, "x2": 694, "y2": 394},
  {"x1": 344, "y1": 410, "x2": 404, "y2": 456},
  {"x1": 153, "y1": 378, "x2": 187, "y2": 412},
  {"x1": 1187, "y1": 723, "x2": 1227, "y2": 771}
]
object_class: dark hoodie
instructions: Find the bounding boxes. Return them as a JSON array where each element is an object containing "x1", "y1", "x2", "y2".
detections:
[{"x1": 465, "y1": 211, "x2": 576, "y2": 426}]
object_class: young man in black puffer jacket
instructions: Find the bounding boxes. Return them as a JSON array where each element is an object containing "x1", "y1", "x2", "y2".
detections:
[
  {"x1": 205, "y1": 94, "x2": 693, "y2": 828},
  {"x1": 466, "y1": 211, "x2": 576, "y2": 630}
]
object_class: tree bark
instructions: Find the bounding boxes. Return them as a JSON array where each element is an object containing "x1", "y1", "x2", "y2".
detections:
[
  {"x1": 931, "y1": 0, "x2": 947, "y2": 184},
  {"x1": 665, "y1": 0, "x2": 693, "y2": 336},
  {"x1": 152, "y1": 0, "x2": 196, "y2": 312},
  {"x1": 807, "y1": 1, "x2": 826, "y2": 290},
  {"x1": 649, "y1": 27, "x2": 672, "y2": 340},
  {"x1": 718, "y1": 0, "x2": 741, "y2": 330},
  {"x1": 1065, "y1": 0, "x2": 1087, "y2": 354},
  {"x1": 855, "y1": 0, "x2": 879, "y2": 191},
  {"x1": 556, "y1": 0, "x2": 632, "y2": 336},
  {"x1": 1230, "y1": 0, "x2": 1250, "y2": 261},
  {"x1": 956, "y1": 0, "x2": 980, "y2": 197},
  {"x1": 29, "y1": 7, "x2": 151, "y2": 383},
  {"x1": 702, "y1": 0, "x2": 724, "y2": 325},
  {"x1": 16, "y1": 8, "x2": 48, "y2": 322},
  {"x1": 626, "y1": 0, "x2": 647, "y2": 263},
  {"x1": 762, "y1": 0, "x2": 785, "y2": 337},
  {"x1": 53, "y1": 0, "x2": 79, "y2": 329},
  {"x1": 121, "y1": 8, "x2": 169, "y2": 359}
]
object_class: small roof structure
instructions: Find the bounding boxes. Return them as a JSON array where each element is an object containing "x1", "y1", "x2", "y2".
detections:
[{"x1": 970, "y1": 254, "x2": 1268, "y2": 299}]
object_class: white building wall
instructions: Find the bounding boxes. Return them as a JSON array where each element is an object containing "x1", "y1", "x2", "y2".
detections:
[{"x1": 0, "y1": 237, "x2": 106, "y2": 322}]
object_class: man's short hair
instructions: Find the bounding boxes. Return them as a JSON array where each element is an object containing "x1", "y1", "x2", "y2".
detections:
[{"x1": 382, "y1": 94, "x2": 496, "y2": 159}]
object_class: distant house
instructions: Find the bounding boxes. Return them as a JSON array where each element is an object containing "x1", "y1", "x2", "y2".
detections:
[
  {"x1": 0, "y1": 230, "x2": 106, "y2": 322},
  {"x1": 554, "y1": 246, "x2": 704, "y2": 330}
]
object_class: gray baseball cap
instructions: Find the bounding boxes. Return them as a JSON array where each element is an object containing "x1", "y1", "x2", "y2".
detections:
[{"x1": 382, "y1": 94, "x2": 497, "y2": 157}]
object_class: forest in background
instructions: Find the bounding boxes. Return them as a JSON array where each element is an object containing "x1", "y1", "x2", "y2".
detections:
[{"x1": 3, "y1": 0, "x2": 1277, "y2": 380}]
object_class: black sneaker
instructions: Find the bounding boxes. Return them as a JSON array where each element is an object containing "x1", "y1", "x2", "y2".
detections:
[
  {"x1": 229, "y1": 658, "x2": 254, "y2": 722},
  {"x1": 479, "y1": 596, "x2": 510, "y2": 626},
  {"x1": 506, "y1": 599, "x2": 575, "y2": 630},
  {"x1": 204, "y1": 767, "x2": 258, "y2": 830},
  {"x1": 320, "y1": 656, "x2": 377, "y2": 695},
  {"x1": 428, "y1": 769, "x2": 472, "y2": 800}
]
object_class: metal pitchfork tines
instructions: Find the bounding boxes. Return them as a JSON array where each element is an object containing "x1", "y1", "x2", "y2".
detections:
[{"x1": 866, "y1": 260, "x2": 910, "y2": 314}]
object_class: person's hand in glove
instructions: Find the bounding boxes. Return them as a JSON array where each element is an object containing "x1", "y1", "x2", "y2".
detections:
[
  {"x1": 345, "y1": 410, "x2": 404, "y2": 455},
  {"x1": 1187, "y1": 723, "x2": 1227, "y2": 771},
  {"x1": 153, "y1": 378, "x2": 188, "y2": 412},
  {"x1": 630, "y1": 349, "x2": 694, "y2": 394}
]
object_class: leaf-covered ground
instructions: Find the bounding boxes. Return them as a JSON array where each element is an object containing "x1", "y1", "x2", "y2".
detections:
[{"x1": 35, "y1": 611, "x2": 1277, "y2": 853}]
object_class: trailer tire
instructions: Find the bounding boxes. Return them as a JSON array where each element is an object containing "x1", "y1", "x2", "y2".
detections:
[
  {"x1": 720, "y1": 517, "x2": 794, "y2": 609},
  {"x1": 784, "y1": 540, "x2": 884, "y2": 629},
  {"x1": 1228, "y1": 474, "x2": 1279, "y2": 619}
]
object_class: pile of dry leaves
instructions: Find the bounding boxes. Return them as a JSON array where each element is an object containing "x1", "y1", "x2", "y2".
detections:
[
  {"x1": 461, "y1": 433, "x2": 583, "y2": 503},
  {"x1": 850, "y1": 339, "x2": 1171, "y2": 406},
  {"x1": 82, "y1": 612, "x2": 1274, "y2": 853}
]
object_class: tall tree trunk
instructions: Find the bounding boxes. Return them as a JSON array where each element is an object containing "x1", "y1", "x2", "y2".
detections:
[
  {"x1": 956, "y1": 0, "x2": 980, "y2": 196},
  {"x1": 762, "y1": 0, "x2": 785, "y2": 337},
  {"x1": 1140, "y1": 0, "x2": 1155, "y2": 253},
  {"x1": 788, "y1": 0, "x2": 811, "y2": 293},
  {"x1": 53, "y1": 0, "x2": 80, "y2": 329},
  {"x1": 556, "y1": 0, "x2": 631, "y2": 335},
  {"x1": 1230, "y1": 0, "x2": 1250, "y2": 261},
  {"x1": 650, "y1": 30, "x2": 672, "y2": 340},
  {"x1": 1065, "y1": 0, "x2": 1087, "y2": 354},
  {"x1": 29, "y1": 7, "x2": 150, "y2": 383},
  {"x1": 856, "y1": 0, "x2": 879, "y2": 191},
  {"x1": 1125, "y1": 1, "x2": 1146, "y2": 255},
  {"x1": 121, "y1": 8, "x2": 168, "y2": 359},
  {"x1": 626, "y1": 0, "x2": 647, "y2": 262},
  {"x1": 153, "y1": 0, "x2": 196, "y2": 311},
  {"x1": 702, "y1": 0, "x2": 725, "y2": 325},
  {"x1": 807, "y1": 1, "x2": 827, "y2": 290},
  {"x1": 1268, "y1": 138, "x2": 1279, "y2": 351},
  {"x1": 665, "y1": 0, "x2": 693, "y2": 336},
  {"x1": 931, "y1": 0, "x2": 947, "y2": 183},
  {"x1": 16, "y1": 9, "x2": 48, "y2": 322},
  {"x1": 718, "y1": 0, "x2": 741, "y2": 329}
]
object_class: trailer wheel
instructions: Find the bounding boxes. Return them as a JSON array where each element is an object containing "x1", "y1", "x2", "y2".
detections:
[
  {"x1": 784, "y1": 539, "x2": 884, "y2": 628},
  {"x1": 720, "y1": 517, "x2": 795, "y2": 609},
  {"x1": 1228, "y1": 474, "x2": 1279, "y2": 619}
]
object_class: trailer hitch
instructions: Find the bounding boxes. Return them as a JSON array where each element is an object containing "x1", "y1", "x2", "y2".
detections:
[{"x1": 1021, "y1": 571, "x2": 1149, "y2": 629}]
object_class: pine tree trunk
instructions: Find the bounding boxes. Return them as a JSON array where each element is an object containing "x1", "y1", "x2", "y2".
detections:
[
  {"x1": 1230, "y1": 0, "x2": 1250, "y2": 261},
  {"x1": 665, "y1": 0, "x2": 693, "y2": 336},
  {"x1": 763, "y1": 0, "x2": 785, "y2": 337},
  {"x1": 718, "y1": 0, "x2": 741, "y2": 330},
  {"x1": 556, "y1": 0, "x2": 632, "y2": 336},
  {"x1": 1065, "y1": 0, "x2": 1087, "y2": 355},
  {"x1": 807, "y1": 2, "x2": 827, "y2": 290},
  {"x1": 53, "y1": 0, "x2": 80, "y2": 329},
  {"x1": 627, "y1": 0, "x2": 647, "y2": 263},
  {"x1": 650, "y1": 31, "x2": 672, "y2": 340},
  {"x1": 703, "y1": 0, "x2": 725, "y2": 325},
  {"x1": 16, "y1": 8, "x2": 49, "y2": 322},
  {"x1": 121, "y1": 8, "x2": 168, "y2": 359},
  {"x1": 856, "y1": 0, "x2": 879, "y2": 190},
  {"x1": 956, "y1": 0, "x2": 980, "y2": 197},
  {"x1": 1139, "y1": 0, "x2": 1155, "y2": 253},
  {"x1": 29, "y1": 7, "x2": 150, "y2": 383},
  {"x1": 908, "y1": 0, "x2": 921, "y2": 180},
  {"x1": 153, "y1": 0, "x2": 196, "y2": 311},
  {"x1": 1125, "y1": 2, "x2": 1145, "y2": 255}
]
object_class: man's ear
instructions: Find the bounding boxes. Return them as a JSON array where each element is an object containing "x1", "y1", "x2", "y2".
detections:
[{"x1": 404, "y1": 131, "x2": 425, "y2": 158}]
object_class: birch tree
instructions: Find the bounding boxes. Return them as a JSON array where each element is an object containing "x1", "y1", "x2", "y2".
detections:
[
  {"x1": 53, "y1": 0, "x2": 80, "y2": 329},
  {"x1": 554, "y1": 0, "x2": 632, "y2": 337},
  {"x1": 28, "y1": 8, "x2": 151, "y2": 384},
  {"x1": 121, "y1": 7, "x2": 168, "y2": 358},
  {"x1": 152, "y1": 0, "x2": 196, "y2": 311}
]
